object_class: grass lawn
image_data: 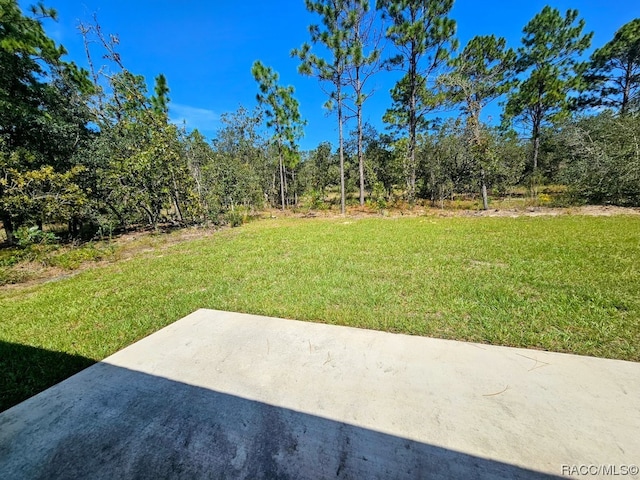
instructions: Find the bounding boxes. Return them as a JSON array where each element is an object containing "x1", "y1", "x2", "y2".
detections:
[{"x1": 1, "y1": 214, "x2": 639, "y2": 411}]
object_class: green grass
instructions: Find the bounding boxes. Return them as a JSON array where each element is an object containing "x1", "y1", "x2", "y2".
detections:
[{"x1": 1, "y1": 215, "x2": 639, "y2": 411}]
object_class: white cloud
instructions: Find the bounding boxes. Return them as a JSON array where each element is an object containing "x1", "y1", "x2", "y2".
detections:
[{"x1": 170, "y1": 104, "x2": 218, "y2": 131}]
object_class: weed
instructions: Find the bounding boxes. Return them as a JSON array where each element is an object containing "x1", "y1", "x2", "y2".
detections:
[
  {"x1": 46, "y1": 243, "x2": 114, "y2": 270},
  {"x1": 15, "y1": 227, "x2": 58, "y2": 247}
]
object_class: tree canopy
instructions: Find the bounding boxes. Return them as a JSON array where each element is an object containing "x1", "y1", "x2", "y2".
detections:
[
  {"x1": 504, "y1": 6, "x2": 592, "y2": 178},
  {"x1": 582, "y1": 19, "x2": 640, "y2": 114},
  {"x1": 2, "y1": 1, "x2": 640, "y2": 245}
]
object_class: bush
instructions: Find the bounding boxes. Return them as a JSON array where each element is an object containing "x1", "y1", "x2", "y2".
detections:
[
  {"x1": 0, "y1": 249, "x2": 24, "y2": 267},
  {"x1": 15, "y1": 226, "x2": 58, "y2": 247},
  {"x1": 559, "y1": 113, "x2": 640, "y2": 206},
  {"x1": 307, "y1": 189, "x2": 325, "y2": 210},
  {"x1": 224, "y1": 210, "x2": 244, "y2": 228},
  {"x1": 371, "y1": 182, "x2": 388, "y2": 211}
]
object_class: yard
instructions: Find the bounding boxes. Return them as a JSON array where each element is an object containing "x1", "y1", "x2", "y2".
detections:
[{"x1": 1, "y1": 212, "x2": 639, "y2": 411}]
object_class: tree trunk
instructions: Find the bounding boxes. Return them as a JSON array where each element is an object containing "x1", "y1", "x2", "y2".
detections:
[
  {"x1": 68, "y1": 217, "x2": 81, "y2": 237},
  {"x1": 471, "y1": 113, "x2": 488, "y2": 211},
  {"x1": 622, "y1": 58, "x2": 633, "y2": 115},
  {"x1": 354, "y1": 55, "x2": 365, "y2": 207},
  {"x1": 358, "y1": 97, "x2": 365, "y2": 207},
  {"x1": 190, "y1": 163, "x2": 207, "y2": 222},
  {"x1": 272, "y1": 172, "x2": 277, "y2": 206},
  {"x1": 481, "y1": 169, "x2": 489, "y2": 210},
  {"x1": 105, "y1": 200, "x2": 127, "y2": 229},
  {"x1": 172, "y1": 194, "x2": 184, "y2": 224},
  {"x1": 292, "y1": 170, "x2": 298, "y2": 207},
  {"x1": 278, "y1": 145, "x2": 286, "y2": 211},
  {"x1": 338, "y1": 86, "x2": 346, "y2": 215},
  {"x1": 408, "y1": 42, "x2": 418, "y2": 204},
  {"x1": 141, "y1": 204, "x2": 156, "y2": 230},
  {"x1": 1, "y1": 213, "x2": 15, "y2": 245},
  {"x1": 170, "y1": 172, "x2": 184, "y2": 223},
  {"x1": 532, "y1": 131, "x2": 540, "y2": 172},
  {"x1": 530, "y1": 105, "x2": 542, "y2": 198},
  {"x1": 284, "y1": 165, "x2": 289, "y2": 207}
]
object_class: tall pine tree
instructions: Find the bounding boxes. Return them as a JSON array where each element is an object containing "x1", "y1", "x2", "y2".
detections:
[
  {"x1": 293, "y1": 0, "x2": 351, "y2": 214},
  {"x1": 503, "y1": 6, "x2": 592, "y2": 187},
  {"x1": 377, "y1": 0, "x2": 457, "y2": 203},
  {"x1": 251, "y1": 61, "x2": 305, "y2": 211},
  {"x1": 440, "y1": 35, "x2": 516, "y2": 209},
  {"x1": 581, "y1": 19, "x2": 640, "y2": 115}
]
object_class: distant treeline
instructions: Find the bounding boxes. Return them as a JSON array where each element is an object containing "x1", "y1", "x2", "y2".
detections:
[{"x1": 1, "y1": 0, "x2": 639, "y2": 243}]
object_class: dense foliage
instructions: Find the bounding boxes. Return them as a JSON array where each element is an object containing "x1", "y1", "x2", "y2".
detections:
[{"x1": 1, "y1": 0, "x2": 639, "y2": 243}]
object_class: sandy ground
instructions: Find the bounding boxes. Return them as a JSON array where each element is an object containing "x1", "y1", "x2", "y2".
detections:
[{"x1": 283, "y1": 204, "x2": 640, "y2": 219}]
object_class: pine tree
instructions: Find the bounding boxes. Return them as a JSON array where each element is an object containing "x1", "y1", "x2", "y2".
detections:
[
  {"x1": 151, "y1": 73, "x2": 170, "y2": 116},
  {"x1": 342, "y1": 0, "x2": 383, "y2": 206},
  {"x1": 440, "y1": 35, "x2": 516, "y2": 209},
  {"x1": 503, "y1": 6, "x2": 592, "y2": 188},
  {"x1": 377, "y1": 0, "x2": 457, "y2": 203},
  {"x1": 251, "y1": 61, "x2": 305, "y2": 211},
  {"x1": 293, "y1": 0, "x2": 351, "y2": 214},
  {"x1": 581, "y1": 19, "x2": 640, "y2": 115}
]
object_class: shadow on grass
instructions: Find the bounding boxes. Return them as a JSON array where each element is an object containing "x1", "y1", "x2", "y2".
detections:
[
  {"x1": 0, "y1": 340, "x2": 95, "y2": 412},
  {"x1": 0, "y1": 346, "x2": 562, "y2": 479}
]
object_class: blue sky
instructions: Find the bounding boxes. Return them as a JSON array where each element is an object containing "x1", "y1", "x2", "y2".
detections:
[{"x1": 29, "y1": 0, "x2": 640, "y2": 150}]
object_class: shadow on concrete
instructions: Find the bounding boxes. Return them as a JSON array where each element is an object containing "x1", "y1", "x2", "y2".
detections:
[
  {"x1": 0, "y1": 340, "x2": 95, "y2": 412},
  {"x1": 1, "y1": 356, "x2": 563, "y2": 479}
]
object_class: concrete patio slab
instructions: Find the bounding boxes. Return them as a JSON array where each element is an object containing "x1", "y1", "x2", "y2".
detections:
[{"x1": 1, "y1": 309, "x2": 638, "y2": 479}]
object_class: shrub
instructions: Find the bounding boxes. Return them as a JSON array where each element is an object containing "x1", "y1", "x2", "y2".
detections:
[
  {"x1": 307, "y1": 189, "x2": 325, "y2": 210},
  {"x1": 15, "y1": 227, "x2": 58, "y2": 247},
  {"x1": 371, "y1": 182, "x2": 388, "y2": 211},
  {"x1": 559, "y1": 113, "x2": 640, "y2": 206},
  {"x1": 224, "y1": 210, "x2": 244, "y2": 228}
]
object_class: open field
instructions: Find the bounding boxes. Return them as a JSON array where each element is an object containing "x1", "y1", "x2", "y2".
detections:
[{"x1": 1, "y1": 213, "x2": 639, "y2": 411}]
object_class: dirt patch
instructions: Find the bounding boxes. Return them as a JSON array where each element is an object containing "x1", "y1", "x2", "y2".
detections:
[
  {"x1": 477, "y1": 205, "x2": 639, "y2": 218},
  {"x1": 267, "y1": 205, "x2": 640, "y2": 220},
  {"x1": 0, "y1": 226, "x2": 223, "y2": 292}
]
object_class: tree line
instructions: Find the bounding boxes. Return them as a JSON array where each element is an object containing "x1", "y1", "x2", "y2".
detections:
[{"x1": 1, "y1": 0, "x2": 639, "y2": 243}]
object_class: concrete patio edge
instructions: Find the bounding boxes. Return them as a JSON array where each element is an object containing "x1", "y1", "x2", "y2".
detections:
[{"x1": 1, "y1": 309, "x2": 638, "y2": 479}]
